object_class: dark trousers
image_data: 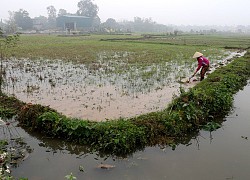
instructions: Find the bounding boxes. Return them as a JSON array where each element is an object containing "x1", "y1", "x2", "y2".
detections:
[{"x1": 200, "y1": 65, "x2": 209, "y2": 81}]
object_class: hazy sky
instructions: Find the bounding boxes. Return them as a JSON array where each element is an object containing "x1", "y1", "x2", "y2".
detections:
[{"x1": 0, "y1": 0, "x2": 249, "y2": 26}]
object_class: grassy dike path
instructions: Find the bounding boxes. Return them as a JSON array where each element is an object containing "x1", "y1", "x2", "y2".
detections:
[{"x1": 1, "y1": 51, "x2": 250, "y2": 156}]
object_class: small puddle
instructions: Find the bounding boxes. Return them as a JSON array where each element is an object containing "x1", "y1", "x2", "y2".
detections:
[{"x1": 1, "y1": 51, "x2": 245, "y2": 121}]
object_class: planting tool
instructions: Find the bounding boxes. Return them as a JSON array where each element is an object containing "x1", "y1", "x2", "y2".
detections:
[{"x1": 188, "y1": 76, "x2": 193, "y2": 83}]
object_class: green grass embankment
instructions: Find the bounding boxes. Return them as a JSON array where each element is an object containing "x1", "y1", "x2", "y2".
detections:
[{"x1": 0, "y1": 51, "x2": 249, "y2": 156}]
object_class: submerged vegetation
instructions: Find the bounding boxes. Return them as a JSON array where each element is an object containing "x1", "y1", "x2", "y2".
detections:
[{"x1": 0, "y1": 118, "x2": 32, "y2": 180}]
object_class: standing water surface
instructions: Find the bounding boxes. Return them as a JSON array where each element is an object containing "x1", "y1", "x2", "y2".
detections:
[
  {"x1": 10, "y1": 82, "x2": 250, "y2": 179},
  {"x1": 2, "y1": 51, "x2": 245, "y2": 121}
]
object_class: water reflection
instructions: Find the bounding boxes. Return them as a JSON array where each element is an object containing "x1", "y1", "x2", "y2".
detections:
[{"x1": 10, "y1": 82, "x2": 250, "y2": 179}]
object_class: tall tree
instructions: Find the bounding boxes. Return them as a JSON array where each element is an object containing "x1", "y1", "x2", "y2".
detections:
[
  {"x1": 14, "y1": 9, "x2": 33, "y2": 30},
  {"x1": 58, "y1": 9, "x2": 67, "y2": 17},
  {"x1": 92, "y1": 16, "x2": 101, "y2": 28},
  {"x1": 47, "y1": 5, "x2": 57, "y2": 28},
  {"x1": 102, "y1": 18, "x2": 118, "y2": 30},
  {"x1": 4, "y1": 11, "x2": 17, "y2": 33},
  {"x1": 76, "y1": 0, "x2": 99, "y2": 17}
]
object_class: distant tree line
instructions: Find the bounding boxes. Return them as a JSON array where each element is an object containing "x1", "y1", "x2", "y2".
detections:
[
  {"x1": 98, "y1": 17, "x2": 173, "y2": 33},
  {"x1": 1, "y1": 0, "x2": 100, "y2": 33},
  {"x1": 0, "y1": 0, "x2": 173, "y2": 34},
  {"x1": 1, "y1": 0, "x2": 248, "y2": 34}
]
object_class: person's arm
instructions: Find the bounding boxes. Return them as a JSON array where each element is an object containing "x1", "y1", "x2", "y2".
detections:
[{"x1": 191, "y1": 58, "x2": 202, "y2": 77}]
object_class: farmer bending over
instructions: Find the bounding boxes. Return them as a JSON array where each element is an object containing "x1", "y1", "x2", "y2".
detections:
[{"x1": 191, "y1": 52, "x2": 210, "y2": 81}]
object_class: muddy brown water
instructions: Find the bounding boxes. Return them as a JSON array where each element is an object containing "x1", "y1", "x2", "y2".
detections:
[
  {"x1": 6, "y1": 82, "x2": 250, "y2": 179},
  {"x1": 1, "y1": 51, "x2": 245, "y2": 121}
]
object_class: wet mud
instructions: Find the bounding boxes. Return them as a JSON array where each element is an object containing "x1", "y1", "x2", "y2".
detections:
[{"x1": 1, "y1": 51, "x2": 245, "y2": 121}]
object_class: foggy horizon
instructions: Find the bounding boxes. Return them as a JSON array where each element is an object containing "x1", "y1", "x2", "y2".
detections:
[{"x1": 0, "y1": 0, "x2": 250, "y2": 26}]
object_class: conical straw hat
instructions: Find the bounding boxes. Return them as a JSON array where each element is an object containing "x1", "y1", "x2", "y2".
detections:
[{"x1": 193, "y1": 52, "x2": 203, "y2": 58}]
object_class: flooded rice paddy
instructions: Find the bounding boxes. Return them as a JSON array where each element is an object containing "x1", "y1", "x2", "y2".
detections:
[
  {"x1": 6, "y1": 81, "x2": 250, "y2": 179},
  {"x1": 1, "y1": 51, "x2": 245, "y2": 121}
]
